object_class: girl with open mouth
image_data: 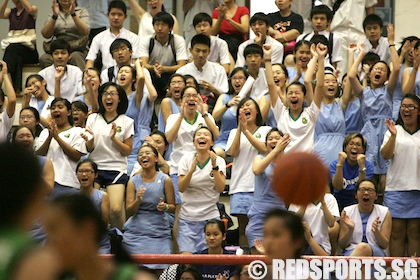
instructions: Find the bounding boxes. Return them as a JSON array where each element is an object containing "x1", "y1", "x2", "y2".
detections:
[
  {"x1": 117, "y1": 59, "x2": 158, "y2": 175},
  {"x1": 123, "y1": 144, "x2": 175, "y2": 275},
  {"x1": 226, "y1": 97, "x2": 271, "y2": 253},
  {"x1": 381, "y1": 94, "x2": 420, "y2": 257},
  {"x1": 84, "y1": 82, "x2": 134, "y2": 231},
  {"x1": 177, "y1": 127, "x2": 226, "y2": 254},
  {"x1": 348, "y1": 24, "x2": 400, "y2": 201},
  {"x1": 36, "y1": 97, "x2": 87, "y2": 199},
  {"x1": 74, "y1": 68, "x2": 101, "y2": 114}
]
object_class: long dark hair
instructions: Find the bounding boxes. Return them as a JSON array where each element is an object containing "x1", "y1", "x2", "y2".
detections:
[
  {"x1": 396, "y1": 93, "x2": 420, "y2": 130},
  {"x1": 227, "y1": 67, "x2": 249, "y2": 95},
  {"x1": 98, "y1": 82, "x2": 128, "y2": 115},
  {"x1": 236, "y1": 97, "x2": 264, "y2": 126},
  {"x1": 51, "y1": 98, "x2": 73, "y2": 126}
]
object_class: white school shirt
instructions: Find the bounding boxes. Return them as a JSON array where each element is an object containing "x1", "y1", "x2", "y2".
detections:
[
  {"x1": 178, "y1": 153, "x2": 226, "y2": 221},
  {"x1": 38, "y1": 65, "x2": 83, "y2": 102},
  {"x1": 235, "y1": 36, "x2": 284, "y2": 68},
  {"x1": 86, "y1": 28, "x2": 140, "y2": 72},
  {"x1": 381, "y1": 126, "x2": 420, "y2": 191},
  {"x1": 138, "y1": 12, "x2": 178, "y2": 38},
  {"x1": 355, "y1": 37, "x2": 390, "y2": 67},
  {"x1": 0, "y1": 110, "x2": 14, "y2": 142},
  {"x1": 272, "y1": 98, "x2": 321, "y2": 153},
  {"x1": 250, "y1": 68, "x2": 268, "y2": 100},
  {"x1": 37, "y1": 126, "x2": 87, "y2": 188},
  {"x1": 296, "y1": 30, "x2": 343, "y2": 64},
  {"x1": 289, "y1": 194, "x2": 339, "y2": 255},
  {"x1": 188, "y1": 36, "x2": 230, "y2": 66},
  {"x1": 226, "y1": 126, "x2": 272, "y2": 194},
  {"x1": 86, "y1": 113, "x2": 134, "y2": 173},
  {"x1": 330, "y1": 0, "x2": 378, "y2": 39},
  {"x1": 29, "y1": 96, "x2": 54, "y2": 121},
  {"x1": 139, "y1": 34, "x2": 188, "y2": 66},
  {"x1": 183, "y1": 1, "x2": 215, "y2": 46},
  {"x1": 176, "y1": 61, "x2": 228, "y2": 97},
  {"x1": 165, "y1": 112, "x2": 217, "y2": 175}
]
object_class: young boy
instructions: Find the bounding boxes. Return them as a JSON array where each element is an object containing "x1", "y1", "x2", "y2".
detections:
[
  {"x1": 236, "y1": 13, "x2": 284, "y2": 68},
  {"x1": 38, "y1": 39, "x2": 83, "y2": 102},
  {"x1": 190, "y1": 13, "x2": 231, "y2": 74},
  {"x1": 140, "y1": 11, "x2": 187, "y2": 99},
  {"x1": 85, "y1": 0, "x2": 140, "y2": 72},
  {"x1": 243, "y1": 44, "x2": 267, "y2": 100},
  {"x1": 101, "y1": 38, "x2": 133, "y2": 83},
  {"x1": 296, "y1": 5, "x2": 342, "y2": 69},
  {"x1": 176, "y1": 34, "x2": 228, "y2": 112},
  {"x1": 357, "y1": 14, "x2": 390, "y2": 63}
]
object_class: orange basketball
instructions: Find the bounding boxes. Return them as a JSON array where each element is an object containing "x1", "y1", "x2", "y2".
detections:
[{"x1": 272, "y1": 152, "x2": 329, "y2": 205}]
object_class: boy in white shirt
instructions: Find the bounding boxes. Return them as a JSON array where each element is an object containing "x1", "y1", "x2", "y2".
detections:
[{"x1": 190, "y1": 13, "x2": 231, "y2": 74}]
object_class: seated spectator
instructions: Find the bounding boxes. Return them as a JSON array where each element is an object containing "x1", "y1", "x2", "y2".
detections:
[
  {"x1": 183, "y1": 0, "x2": 217, "y2": 46},
  {"x1": 129, "y1": 0, "x2": 179, "y2": 38},
  {"x1": 140, "y1": 11, "x2": 187, "y2": 99},
  {"x1": 177, "y1": 34, "x2": 228, "y2": 112},
  {"x1": 242, "y1": 44, "x2": 268, "y2": 99},
  {"x1": 19, "y1": 107, "x2": 43, "y2": 147},
  {"x1": 235, "y1": 13, "x2": 283, "y2": 68},
  {"x1": 339, "y1": 179, "x2": 391, "y2": 257},
  {"x1": 101, "y1": 38, "x2": 133, "y2": 83},
  {"x1": 286, "y1": 40, "x2": 312, "y2": 84},
  {"x1": 0, "y1": 60, "x2": 16, "y2": 142},
  {"x1": 40, "y1": 0, "x2": 90, "y2": 71},
  {"x1": 267, "y1": 0, "x2": 304, "y2": 59},
  {"x1": 296, "y1": 5, "x2": 342, "y2": 69},
  {"x1": 0, "y1": 0, "x2": 38, "y2": 95},
  {"x1": 331, "y1": 133, "x2": 374, "y2": 211},
  {"x1": 191, "y1": 13, "x2": 231, "y2": 74},
  {"x1": 74, "y1": 68, "x2": 100, "y2": 113},
  {"x1": 86, "y1": 0, "x2": 140, "y2": 72},
  {"x1": 71, "y1": 100, "x2": 88, "y2": 128},
  {"x1": 22, "y1": 74, "x2": 54, "y2": 127},
  {"x1": 38, "y1": 39, "x2": 83, "y2": 102},
  {"x1": 211, "y1": 0, "x2": 249, "y2": 61}
]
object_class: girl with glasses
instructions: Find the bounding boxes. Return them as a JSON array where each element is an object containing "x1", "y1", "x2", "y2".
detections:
[{"x1": 381, "y1": 94, "x2": 420, "y2": 257}]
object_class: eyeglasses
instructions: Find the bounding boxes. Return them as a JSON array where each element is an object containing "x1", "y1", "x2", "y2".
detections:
[
  {"x1": 373, "y1": 67, "x2": 388, "y2": 73},
  {"x1": 19, "y1": 115, "x2": 35, "y2": 120},
  {"x1": 348, "y1": 141, "x2": 362, "y2": 147},
  {"x1": 184, "y1": 94, "x2": 199, "y2": 99},
  {"x1": 103, "y1": 91, "x2": 119, "y2": 97},
  {"x1": 170, "y1": 81, "x2": 185, "y2": 86},
  {"x1": 231, "y1": 76, "x2": 246, "y2": 81},
  {"x1": 357, "y1": 187, "x2": 376, "y2": 194},
  {"x1": 400, "y1": 104, "x2": 418, "y2": 111},
  {"x1": 138, "y1": 151, "x2": 153, "y2": 157},
  {"x1": 77, "y1": 169, "x2": 95, "y2": 174},
  {"x1": 111, "y1": 46, "x2": 130, "y2": 53}
]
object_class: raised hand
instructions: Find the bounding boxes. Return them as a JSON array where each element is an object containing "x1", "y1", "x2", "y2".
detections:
[
  {"x1": 208, "y1": 150, "x2": 218, "y2": 167},
  {"x1": 385, "y1": 118, "x2": 397, "y2": 136},
  {"x1": 316, "y1": 43, "x2": 328, "y2": 57},
  {"x1": 302, "y1": 221, "x2": 312, "y2": 241},
  {"x1": 109, "y1": 122, "x2": 117, "y2": 140},
  {"x1": 338, "y1": 151, "x2": 347, "y2": 164},
  {"x1": 137, "y1": 186, "x2": 146, "y2": 201},
  {"x1": 263, "y1": 44, "x2": 272, "y2": 59},
  {"x1": 348, "y1": 43, "x2": 358, "y2": 53},
  {"x1": 55, "y1": 66, "x2": 65, "y2": 80},
  {"x1": 238, "y1": 112, "x2": 247, "y2": 133},
  {"x1": 254, "y1": 238, "x2": 266, "y2": 254},
  {"x1": 274, "y1": 133, "x2": 290, "y2": 153},
  {"x1": 156, "y1": 197, "x2": 167, "y2": 212},
  {"x1": 48, "y1": 120, "x2": 58, "y2": 139},
  {"x1": 357, "y1": 154, "x2": 366, "y2": 167},
  {"x1": 387, "y1": 23, "x2": 395, "y2": 43},
  {"x1": 357, "y1": 43, "x2": 367, "y2": 55},
  {"x1": 51, "y1": 0, "x2": 59, "y2": 16},
  {"x1": 371, "y1": 216, "x2": 381, "y2": 233}
]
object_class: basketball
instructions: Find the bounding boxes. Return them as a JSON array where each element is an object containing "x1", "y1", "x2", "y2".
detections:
[{"x1": 272, "y1": 152, "x2": 329, "y2": 205}]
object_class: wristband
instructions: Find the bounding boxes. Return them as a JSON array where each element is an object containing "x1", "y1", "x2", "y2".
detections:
[
  {"x1": 359, "y1": 167, "x2": 367, "y2": 173},
  {"x1": 212, "y1": 166, "x2": 219, "y2": 171},
  {"x1": 225, "y1": 103, "x2": 231, "y2": 109},
  {"x1": 52, "y1": 15, "x2": 58, "y2": 20},
  {"x1": 336, "y1": 164, "x2": 343, "y2": 167},
  {"x1": 164, "y1": 203, "x2": 169, "y2": 212},
  {"x1": 264, "y1": 59, "x2": 272, "y2": 62},
  {"x1": 389, "y1": 44, "x2": 395, "y2": 47},
  {"x1": 202, "y1": 112, "x2": 209, "y2": 118},
  {"x1": 71, "y1": 13, "x2": 76, "y2": 17}
]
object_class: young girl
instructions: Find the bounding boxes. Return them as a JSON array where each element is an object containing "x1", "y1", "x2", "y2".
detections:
[
  {"x1": 123, "y1": 144, "x2": 175, "y2": 273},
  {"x1": 177, "y1": 127, "x2": 225, "y2": 253},
  {"x1": 212, "y1": 67, "x2": 247, "y2": 158},
  {"x1": 381, "y1": 94, "x2": 420, "y2": 257},
  {"x1": 118, "y1": 60, "x2": 158, "y2": 175},
  {"x1": 158, "y1": 74, "x2": 185, "y2": 160},
  {"x1": 245, "y1": 128, "x2": 289, "y2": 254},
  {"x1": 36, "y1": 97, "x2": 87, "y2": 199},
  {"x1": 226, "y1": 97, "x2": 271, "y2": 250},
  {"x1": 19, "y1": 107, "x2": 43, "y2": 147},
  {"x1": 74, "y1": 68, "x2": 101, "y2": 113},
  {"x1": 265, "y1": 42, "x2": 323, "y2": 153},
  {"x1": 84, "y1": 82, "x2": 134, "y2": 230},
  {"x1": 23, "y1": 74, "x2": 54, "y2": 127},
  {"x1": 285, "y1": 40, "x2": 312, "y2": 83},
  {"x1": 77, "y1": 159, "x2": 111, "y2": 254},
  {"x1": 348, "y1": 24, "x2": 400, "y2": 192},
  {"x1": 71, "y1": 101, "x2": 89, "y2": 128},
  {"x1": 193, "y1": 220, "x2": 239, "y2": 280}
]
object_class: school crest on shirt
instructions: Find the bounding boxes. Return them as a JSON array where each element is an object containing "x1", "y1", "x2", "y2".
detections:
[
  {"x1": 210, "y1": 171, "x2": 214, "y2": 178},
  {"x1": 116, "y1": 126, "x2": 122, "y2": 133},
  {"x1": 255, "y1": 133, "x2": 261, "y2": 139},
  {"x1": 64, "y1": 133, "x2": 70, "y2": 138},
  {"x1": 302, "y1": 118, "x2": 308, "y2": 124}
]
